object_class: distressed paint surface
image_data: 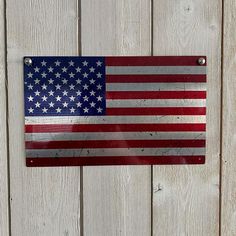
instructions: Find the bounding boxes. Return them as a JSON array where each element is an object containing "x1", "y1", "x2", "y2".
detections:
[
  {"x1": 0, "y1": 0, "x2": 9, "y2": 234},
  {"x1": 81, "y1": 0, "x2": 152, "y2": 235},
  {"x1": 6, "y1": 0, "x2": 81, "y2": 235},
  {"x1": 222, "y1": 0, "x2": 236, "y2": 235},
  {"x1": 152, "y1": 0, "x2": 222, "y2": 235}
]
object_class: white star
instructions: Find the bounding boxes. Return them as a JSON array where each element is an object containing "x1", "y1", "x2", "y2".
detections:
[
  {"x1": 34, "y1": 78, "x2": 40, "y2": 84},
  {"x1": 62, "y1": 67, "x2": 67, "y2": 73},
  {"x1": 76, "y1": 78, "x2": 81, "y2": 84},
  {"x1": 97, "y1": 84, "x2": 102, "y2": 90},
  {"x1": 89, "y1": 67, "x2": 95, "y2": 73},
  {"x1": 83, "y1": 84, "x2": 89, "y2": 90},
  {"x1": 56, "y1": 96, "x2": 62, "y2": 101},
  {"x1": 76, "y1": 67, "x2": 81, "y2": 73},
  {"x1": 90, "y1": 90, "x2": 95, "y2": 96},
  {"x1": 97, "y1": 107, "x2": 103, "y2": 113},
  {"x1": 41, "y1": 60, "x2": 47, "y2": 66},
  {"x1": 63, "y1": 102, "x2": 68, "y2": 107},
  {"x1": 76, "y1": 102, "x2": 82, "y2": 107},
  {"x1": 27, "y1": 84, "x2": 33, "y2": 90},
  {"x1": 96, "y1": 72, "x2": 102, "y2": 78},
  {"x1": 83, "y1": 95, "x2": 89, "y2": 101},
  {"x1": 34, "y1": 90, "x2": 40, "y2": 96},
  {"x1": 55, "y1": 72, "x2": 61, "y2": 78},
  {"x1": 55, "y1": 60, "x2": 61, "y2": 66},
  {"x1": 83, "y1": 72, "x2": 88, "y2": 78},
  {"x1": 69, "y1": 84, "x2": 75, "y2": 90},
  {"x1": 63, "y1": 90, "x2": 68, "y2": 96},
  {"x1": 83, "y1": 107, "x2": 89, "y2": 113},
  {"x1": 56, "y1": 107, "x2": 62, "y2": 113},
  {"x1": 76, "y1": 90, "x2": 82, "y2": 96},
  {"x1": 27, "y1": 72, "x2": 33, "y2": 78},
  {"x1": 48, "y1": 67, "x2": 54, "y2": 72},
  {"x1": 96, "y1": 61, "x2": 102, "y2": 67},
  {"x1": 27, "y1": 96, "x2": 34, "y2": 102},
  {"x1": 90, "y1": 101, "x2": 96, "y2": 107},
  {"x1": 48, "y1": 90, "x2": 54, "y2": 96},
  {"x1": 62, "y1": 78, "x2": 68, "y2": 84},
  {"x1": 48, "y1": 78, "x2": 54, "y2": 84},
  {"x1": 55, "y1": 84, "x2": 61, "y2": 90},
  {"x1": 35, "y1": 102, "x2": 40, "y2": 108},
  {"x1": 97, "y1": 95, "x2": 103, "y2": 101},
  {"x1": 41, "y1": 72, "x2": 47, "y2": 78},
  {"x1": 49, "y1": 102, "x2": 54, "y2": 108},
  {"x1": 34, "y1": 67, "x2": 40, "y2": 73},
  {"x1": 69, "y1": 96, "x2": 75, "y2": 101},
  {"x1": 82, "y1": 61, "x2": 88, "y2": 66},
  {"x1": 41, "y1": 95, "x2": 48, "y2": 101},
  {"x1": 41, "y1": 84, "x2": 47, "y2": 90},
  {"x1": 28, "y1": 107, "x2": 34, "y2": 113},
  {"x1": 42, "y1": 107, "x2": 48, "y2": 113},
  {"x1": 69, "y1": 72, "x2": 75, "y2": 78},
  {"x1": 89, "y1": 79, "x2": 95, "y2": 84},
  {"x1": 68, "y1": 60, "x2": 74, "y2": 66},
  {"x1": 70, "y1": 107, "x2": 75, "y2": 113}
]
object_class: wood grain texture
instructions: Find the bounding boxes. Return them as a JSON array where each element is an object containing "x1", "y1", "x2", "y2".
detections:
[
  {"x1": 81, "y1": 0, "x2": 151, "y2": 235},
  {"x1": 152, "y1": 0, "x2": 222, "y2": 235},
  {"x1": 221, "y1": 1, "x2": 236, "y2": 235},
  {"x1": 6, "y1": 1, "x2": 80, "y2": 235},
  {"x1": 0, "y1": 0, "x2": 9, "y2": 235}
]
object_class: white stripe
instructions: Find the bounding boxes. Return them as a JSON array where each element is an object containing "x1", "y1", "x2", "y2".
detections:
[
  {"x1": 106, "y1": 66, "x2": 206, "y2": 75},
  {"x1": 106, "y1": 83, "x2": 206, "y2": 91},
  {"x1": 25, "y1": 132, "x2": 206, "y2": 142},
  {"x1": 26, "y1": 147, "x2": 206, "y2": 157},
  {"x1": 25, "y1": 115, "x2": 206, "y2": 125},
  {"x1": 107, "y1": 99, "x2": 206, "y2": 107}
]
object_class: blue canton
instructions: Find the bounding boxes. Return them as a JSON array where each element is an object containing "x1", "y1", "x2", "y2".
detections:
[{"x1": 24, "y1": 57, "x2": 106, "y2": 116}]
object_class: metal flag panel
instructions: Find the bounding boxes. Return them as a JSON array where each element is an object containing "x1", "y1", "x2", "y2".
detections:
[{"x1": 23, "y1": 56, "x2": 207, "y2": 167}]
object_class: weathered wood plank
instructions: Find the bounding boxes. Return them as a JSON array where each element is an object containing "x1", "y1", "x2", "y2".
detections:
[
  {"x1": 0, "y1": 0, "x2": 9, "y2": 235},
  {"x1": 81, "y1": 0, "x2": 151, "y2": 235},
  {"x1": 221, "y1": 1, "x2": 236, "y2": 235},
  {"x1": 6, "y1": 1, "x2": 80, "y2": 235},
  {"x1": 152, "y1": 1, "x2": 222, "y2": 235}
]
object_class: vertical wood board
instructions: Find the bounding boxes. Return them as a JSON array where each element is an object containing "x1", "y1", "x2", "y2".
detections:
[
  {"x1": 221, "y1": 0, "x2": 236, "y2": 235},
  {"x1": 152, "y1": 0, "x2": 221, "y2": 235},
  {"x1": 6, "y1": 1, "x2": 80, "y2": 235},
  {"x1": 0, "y1": 0, "x2": 9, "y2": 235},
  {"x1": 81, "y1": 0, "x2": 152, "y2": 235}
]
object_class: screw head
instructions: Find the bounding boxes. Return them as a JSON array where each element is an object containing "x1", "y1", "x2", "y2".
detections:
[
  {"x1": 198, "y1": 57, "x2": 206, "y2": 65},
  {"x1": 24, "y1": 57, "x2": 32, "y2": 66}
]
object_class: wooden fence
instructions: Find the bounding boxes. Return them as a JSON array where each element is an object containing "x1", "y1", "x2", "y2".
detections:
[{"x1": 0, "y1": 0, "x2": 235, "y2": 235}]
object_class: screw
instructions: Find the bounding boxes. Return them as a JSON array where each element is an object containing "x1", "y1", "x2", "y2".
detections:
[
  {"x1": 198, "y1": 57, "x2": 206, "y2": 65},
  {"x1": 24, "y1": 57, "x2": 32, "y2": 66}
]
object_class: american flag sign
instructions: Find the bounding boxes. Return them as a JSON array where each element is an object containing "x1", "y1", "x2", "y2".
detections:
[{"x1": 24, "y1": 56, "x2": 207, "y2": 166}]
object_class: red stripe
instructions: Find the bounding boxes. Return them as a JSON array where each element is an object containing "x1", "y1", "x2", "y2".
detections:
[
  {"x1": 106, "y1": 107, "x2": 206, "y2": 116},
  {"x1": 105, "y1": 56, "x2": 207, "y2": 66},
  {"x1": 106, "y1": 91, "x2": 206, "y2": 99},
  {"x1": 25, "y1": 123, "x2": 206, "y2": 133},
  {"x1": 26, "y1": 155, "x2": 205, "y2": 166},
  {"x1": 26, "y1": 139, "x2": 206, "y2": 149},
  {"x1": 106, "y1": 75, "x2": 206, "y2": 83}
]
